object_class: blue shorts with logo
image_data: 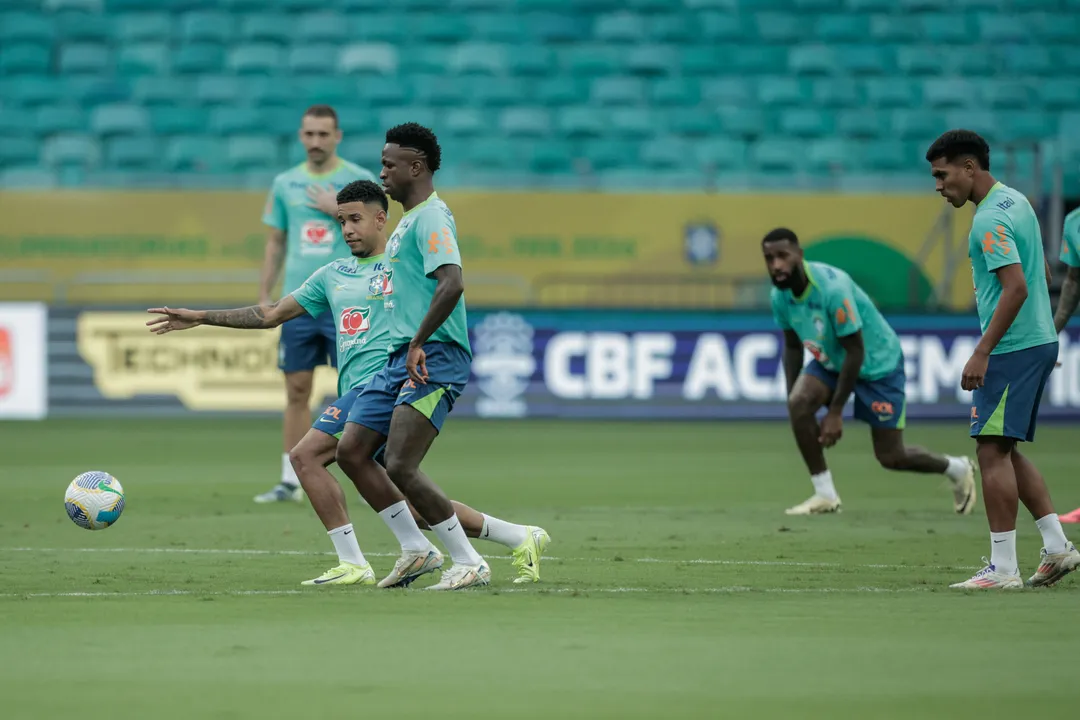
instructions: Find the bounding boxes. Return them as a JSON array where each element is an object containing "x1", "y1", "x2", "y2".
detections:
[
  {"x1": 312, "y1": 384, "x2": 385, "y2": 465},
  {"x1": 804, "y1": 360, "x2": 907, "y2": 430},
  {"x1": 970, "y1": 342, "x2": 1058, "y2": 442},
  {"x1": 347, "y1": 341, "x2": 471, "y2": 436},
  {"x1": 279, "y1": 310, "x2": 337, "y2": 374}
]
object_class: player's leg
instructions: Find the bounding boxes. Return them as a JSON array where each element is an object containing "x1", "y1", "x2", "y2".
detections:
[
  {"x1": 291, "y1": 391, "x2": 375, "y2": 586},
  {"x1": 784, "y1": 363, "x2": 841, "y2": 515},
  {"x1": 858, "y1": 365, "x2": 977, "y2": 514},
  {"x1": 255, "y1": 315, "x2": 319, "y2": 503}
]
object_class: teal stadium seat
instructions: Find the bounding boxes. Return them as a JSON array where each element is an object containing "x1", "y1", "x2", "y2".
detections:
[
  {"x1": 339, "y1": 44, "x2": 398, "y2": 75},
  {"x1": 896, "y1": 46, "x2": 943, "y2": 76},
  {"x1": 626, "y1": 0, "x2": 674, "y2": 11},
  {"x1": 592, "y1": 76, "x2": 646, "y2": 105},
  {"x1": 807, "y1": 139, "x2": 860, "y2": 174},
  {"x1": 413, "y1": 14, "x2": 471, "y2": 42},
  {"x1": 838, "y1": 46, "x2": 892, "y2": 75},
  {"x1": 173, "y1": 44, "x2": 224, "y2": 73},
  {"x1": 900, "y1": 0, "x2": 951, "y2": 11},
  {"x1": 563, "y1": 46, "x2": 621, "y2": 76},
  {"x1": 625, "y1": 46, "x2": 675, "y2": 76},
  {"x1": 181, "y1": 11, "x2": 235, "y2": 43},
  {"x1": 997, "y1": 112, "x2": 1054, "y2": 141},
  {"x1": 150, "y1": 106, "x2": 207, "y2": 135},
  {"x1": 1030, "y1": 13, "x2": 1080, "y2": 41},
  {"x1": 44, "y1": 134, "x2": 100, "y2": 167},
  {"x1": 530, "y1": 14, "x2": 586, "y2": 43},
  {"x1": 133, "y1": 76, "x2": 192, "y2": 106},
  {"x1": 893, "y1": 110, "x2": 945, "y2": 141},
  {"x1": 0, "y1": 167, "x2": 58, "y2": 189},
  {"x1": 450, "y1": 44, "x2": 505, "y2": 74},
  {"x1": 732, "y1": 47, "x2": 788, "y2": 74},
  {"x1": 0, "y1": 45, "x2": 51, "y2": 74},
  {"x1": 982, "y1": 81, "x2": 1030, "y2": 110},
  {"x1": 115, "y1": 13, "x2": 171, "y2": 42},
  {"x1": 837, "y1": 110, "x2": 891, "y2": 139},
  {"x1": 347, "y1": 15, "x2": 405, "y2": 43},
  {"x1": 240, "y1": 15, "x2": 292, "y2": 44},
  {"x1": 813, "y1": 78, "x2": 860, "y2": 107},
  {"x1": 118, "y1": 43, "x2": 169, "y2": 75},
  {"x1": 227, "y1": 136, "x2": 280, "y2": 170},
  {"x1": 610, "y1": 108, "x2": 657, "y2": 139},
  {"x1": 923, "y1": 78, "x2": 976, "y2": 108},
  {"x1": 1054, "y1": 46, "x2": 1080, "y2": 74},
  {"x1": 594, "y1": 13, "x2": 646, "y2": 43},
  {"x1": 752, "y1": 140, "x2": 803, "y2": 172},
  {"x1": 814, "y1": 14, "x2": 869, "y2": 42},
  {"x1": 466, "y1": 139, "x2": 517, "y2": 170},
  {"x1": 757, "y1": 77, "x2": 810, "y2": 107},
  {"x1": 870, "y1": 15, "x2": 920, "y2": 41},
  {"x1": 166, "y1": 137, "x2": 227, "y2": 171},
  {"x1": 681, "y1": 47, "x2": 721, "y2": 76},
  {"x1": 1037, "y1": 81, "x2": 1080, "y2": 110},
  {"x1": 702, "y1": 78, "x2": 752, "y2": 105},
  {"x1": 91, "y1": 104, "x2": 150, "y2": 136},
  {"x1": 289, "y1": 45, "x2": 337, "y2": 75},
  {"x1": 378, "y1": 107, "x2": 439, "y2": 132},
  {"x1": 951, "y1": 47, "x2": 994, "y2": 76},
  {"x1": 499, "y1": 108, "x2": 552, "y2": 138},
  {"x1": 57, "y1": 12, "x2": 111, "y2": 42},
  {"x1": 652, "y1": 78, "x2": 700, "y2": 106},
  {"x1": 537, "y1": 77, "x2": 588, "y2": 106},
  {"x1": 1003, "y1": 47, "x2": 1053, "y2": 76},
  {"x1": 44, "y1": 0, "x2": 101, "y2": 11},
  {"x1": 699, "y1": 13, "x2": 745, "y2": 40},
  {"x1": 400, "y1": 46, "x2": 450, "y2": 75},
  {"x1": 697, "y1": 138, "x2": 747, "y2": 171},
  {"x1": 105, "y1": 136, "x2": 160, "y2": 169},
  {"x1": 716, "y1": 108, "x2": 768, "y2": 137},
  {"x1": 295, "y1": 13, "x2": 350, "y2": 44},
  {"x1": 1, "y1": 13, "x2": 57, "y2": 44},
  {"x1": 464, "y1": 77, "x2": 524, "y2": 106},
  {"x1": 412, "y1": 75, "x2": 467, "y2": 107},
  {"x1": 228, "y1": 44, "x2": 285, "y2": 74},
  {"x1": 196, "y1": 76, "x2": 243, "y2": 104},
  {"x1": 357, "y1": 76, "x2": 410, "y2": 105},
  {"x1": 919, "y1": 14, "x2": 971, "y2": 42},
  {"x1": 977, "y1": 14, "x2": 1028, "y2": 42},
  {"x1": 848, "y1": 0, "x2": 898, "y2": 9},
  {"x1": 557, "y1": 107, "x2": 605, "y2": 138},
  {"x1": 669, "y1": 109, "x2": 720, "y2": 136},
  {"x1": 526, "y1": 142, "x2": 574, "y2": 173},
  {"x1": 862, "y1": 141, "x2": 910, "y2": 172},
  {"x1": 865, "y1": 78, "x2": 919, "y2": 108},
  {"x1": 209, "y1": 107, "x2": 263, "y2": 135},
  {"x1": 468, "y1": 13, "x2": 527, "y2": 41},
  {"x1": 648, "y1": 14, "x2": 692, "y2": 42},
  {"x1": 780, "y1": 109, "x2": 835, "y2": 138},
  {"x1": 59, "y1": 44, "x2": 111, "y2": 74},
  {"x1": 508, "y1": 46, "x2": 557, "y2": 77},
  {"x1": 789, "y1": 46, "x2": 837, "y2": 76},
  {"x1": 581, "y1": 140, "x2": 638, "y2": 171},
  {"x1": 0, "y1": 136, "x2": 40, "y2": 166},
  {"x1": 755, "y1": 13, "x2": 803, "y2": 42},
  {"x1": 641, "y1": 137, "x2": 690, "y2": 169},
  {"x1": 35, "y1": 105, "x2": 88, "y2": 135},
  {"x1": 443, "y1": 108, "x2": 488, "y2": 137}
]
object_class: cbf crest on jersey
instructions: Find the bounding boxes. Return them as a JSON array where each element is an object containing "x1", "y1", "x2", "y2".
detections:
[
  {"x1": 368, "y1": 268, "x2": 394, "y2": 299},
  {"x1": 812, "y1": 315, "x2": 825, "y2": 338},
  {"x1": 471, "y1": 312, "x2": 536, "y2": 418},
  {"x1": 387, "y1": 234, "x2": 401, "y2": 259}
]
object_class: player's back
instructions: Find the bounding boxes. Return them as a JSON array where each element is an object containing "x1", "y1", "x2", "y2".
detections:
[
  {"x1": 264, "y1": 160, "x2": 378, "y2": 297},
  {"x1": 968, "y1": 183, "x2": 1056, "y2": 354}
]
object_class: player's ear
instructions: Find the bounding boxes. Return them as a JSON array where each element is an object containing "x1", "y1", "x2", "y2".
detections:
[{"x1": 376, "y1": 209, "x2": 387, "y2": 229}]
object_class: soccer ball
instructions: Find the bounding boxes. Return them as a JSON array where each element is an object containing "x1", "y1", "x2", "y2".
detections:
[{"x1": 64, "y1": 471, "x2": 126, "y2": 530}]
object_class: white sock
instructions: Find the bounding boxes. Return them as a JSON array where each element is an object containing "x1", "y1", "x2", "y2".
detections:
[
  {"x1": 378, "y1": 501, "x2": 436, "y2": 553},
  {"x1": 944, "y1": 456, "x2": 970, "y2": 482},
  {"x1": 480, "y1": 515, "x2": 529, "y2": 549},
  {"x1": 281, "y1": 453, "x2": 299, "y2": 488},
  {"x1": 432, "y1": 514, "x2": 484, "y2": 566},
  {"x1": 1035, "y1": 514, "x2": 1070, "y2": 555},
  {"x1": 990, "y1": 530, "x2": 1018, "y2": 575},
  {"x1": 810, "y1": 470, "x2": 838, "y2": 500},
  {"x1": 328, "y1": 524, "x2": 367, "y2": 567}
]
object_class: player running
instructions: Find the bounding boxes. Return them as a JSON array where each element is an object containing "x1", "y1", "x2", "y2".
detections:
[
  {"x1": 335, "y1": 123, "x2": 522, "y2": 591},
  {"x1": 762, "y1": 227, "x2": 978, "y2": 516},
  {"x1": 254, "y1": 105, "x2": 377, "y2": 505},
  {"x1": 1051, "y1": 205, "x2": 1080, "y2": 524},
  {"x1": 146, "y1": 181, "x2": 550, "y2": 587},
  {"x1": 925, "y1": 129, "x2": 1079, "y2": 589}
]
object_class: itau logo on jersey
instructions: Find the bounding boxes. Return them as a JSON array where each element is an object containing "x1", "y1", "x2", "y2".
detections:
[
  {"x1": 471, "y1": 313, "x2": 536, "y2": 418},
  {"x1": 301, "y1": 220, "x2": 335, "y2": 255}
]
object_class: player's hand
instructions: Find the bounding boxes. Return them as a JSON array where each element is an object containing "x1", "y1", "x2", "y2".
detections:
[
  {"x1": 306, "y1": 184, "x2": 338, "y2": 217},
  {"x1": 146, "y1": 307, "x2": 202, "y2": 334},
  {"x1": 406, "y1": 344, "x2": 428, "y2": 385},
  {"x1": 961, "y1": 350, "x2": 989, "y2": 391},
  {"x1": 819, "y1": 411, "x2": 843, "y2": 448}
]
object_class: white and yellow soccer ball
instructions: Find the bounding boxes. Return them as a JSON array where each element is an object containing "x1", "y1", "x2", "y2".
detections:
[{"x1": 64, "y1": 471, "x2": 125, "y2": 530}]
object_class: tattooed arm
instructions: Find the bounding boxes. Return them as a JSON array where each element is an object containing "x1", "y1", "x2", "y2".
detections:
[
  {"x1": 146, "y1": 297, "x2": 306, "y2": 335},
  {"x1": 1055, "y1": 267, "x2": 1080, "y2": 334}
]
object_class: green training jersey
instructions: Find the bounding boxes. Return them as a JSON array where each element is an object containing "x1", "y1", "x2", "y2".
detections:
[
  {"x1": 385, "y1": 192, "x2": 471, "y2": 356},
  {"x1": 1059, "y1": 206, "x2": 1080, "y2": 269},
  {"x1": 290, "y1": 254, "x2": 392, "y2": 394},
  {"x1": 967, "y1": 182, "x2": 1057, "y2": 354},
  {"x1": 771, "y1": 261, "x2": 903, "y2": 381},
  {"x1": 262, "y1": 159, "x2": 378, "y2": 297}
]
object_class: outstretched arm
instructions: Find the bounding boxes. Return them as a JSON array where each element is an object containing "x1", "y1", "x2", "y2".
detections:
[{"x1": 147, "y1": 296, "x2": 306, "y2": 334}]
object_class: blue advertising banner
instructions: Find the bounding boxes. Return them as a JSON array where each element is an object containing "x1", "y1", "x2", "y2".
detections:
[{"x1": 459, "y1": 311, "x2": 1080, "y2": 421}]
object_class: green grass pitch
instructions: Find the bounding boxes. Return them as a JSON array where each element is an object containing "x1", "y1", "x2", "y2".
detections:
[{"x1": 2, "y1": 418, "x2": 1078, "y2": 718}]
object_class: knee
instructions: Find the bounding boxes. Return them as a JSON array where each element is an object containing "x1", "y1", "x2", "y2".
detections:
[
  {"x1": 384, "y1": 452, "x2": 417, "y2": 488},
  {"x1": 787, "y1": 393, "x2": 817, "y2": 419},
  {"x1": 976, "y1": 438, "x2": 1013, "y2": 465},
  {"x1": 285, "y1": 379, "x2": 312, "y2": 406},
  {"x1": 335, "y1": 443, "x2": 361, "y2": 473},
  {"x1": 874, "y1": 448, "x2": 907, "y2": 471}
]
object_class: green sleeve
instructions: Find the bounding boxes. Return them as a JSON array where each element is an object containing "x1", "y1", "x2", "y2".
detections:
[
  {"x1": 770, "y1": 290, "x2": 791, "y2": 330},
  {"x1": 1061, "y1": 214, "x2": 1080, "y2": 268},
  {"x1": 414, "y1": 208, "x2": 462, "y2": 278},
  {"x1": 825, "y1": 276, "x2": 862, "y2": 338},
  {"x1": 290, "y1": 264, "x2": 331, "y2": 317},
  {"x1": 261, "y1": 177, "x2": 287, "y2": 231},
  {"x1": 973, "y1": 210, "x2": 1022, "y2": 273}
]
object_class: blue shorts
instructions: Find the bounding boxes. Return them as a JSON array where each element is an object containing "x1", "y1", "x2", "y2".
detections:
[
  {"x1": 804, "y1": 360, "x2": 907, "y2": 430},
  {"x1": 970, "y1": 342, "x2": 1058, "y2": 442},
  {"x1": 312, "y1": 384, "x2": 385, "y2": 465},
  {"x1": 347, "y1": 341, "x2": 471, "y2": 436},
  {"x1": 279, "y1": 310, "x2": 337, "y2": 374}
]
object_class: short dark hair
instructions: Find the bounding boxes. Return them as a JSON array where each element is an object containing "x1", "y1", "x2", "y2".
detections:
[
  {"x1": 385, "y1": 122, "x2": 441, "y2": 172},
  {"x1": 762, "y1": 227, "x2": 799, "y2": 246},
  {"x1": 925, "y1": 129, "x2": 990, "y2": 171},
  {"x1": 337, "y1": 180, "x2": 388, "y2": 212},
  {"x1": 303, "y1": 104, "x2": 338, "y2": 128}
]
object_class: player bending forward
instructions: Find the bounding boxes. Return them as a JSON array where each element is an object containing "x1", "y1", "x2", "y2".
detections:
[
  {"x1": 147, "y1": 180, "x2": 550, "y2": 588},
  {"x1": 762, "y1": 227, "x2": 978, "y2": 516},
  {"x1": 926, "y1": 130, "x2": 1079, "y2": 589}
]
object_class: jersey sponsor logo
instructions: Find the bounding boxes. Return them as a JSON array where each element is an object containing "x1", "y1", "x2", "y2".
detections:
[
  {"x1": 301, "y1": 220, "x2": 336, "y2": 256},
  {"x1": 427, "y1": 227, "x2": 456, "y2": 255},
  {"x1": 982, "y1": 226, "x2": 1012, "y2": 256},
  {"x1": 368, "y1": 268, "x2": 394, "y2": 299},
  {"x1": 339, "y1": 306, "x2": 370, "y2": 336},
  {"x1": 996, "y1": 197, "x2": 1015, "y2": 211},
  {"x1": 803, "y1": 340, "x2": 830, "y2": 365},
  {"x1": 471, "y1": 312, "x2": 535, "y2": 418},
  {"x1": 870, "y1": 400, "x2": 894, "y2": 421}
]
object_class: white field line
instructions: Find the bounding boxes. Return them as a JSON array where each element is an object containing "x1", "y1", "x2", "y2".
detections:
[
  {"x1": 0, "y1": 586, "x2": 934, "y2": 600},
  {"x1": 2, "y1": 546, "x2": 979, "y2": 571}
]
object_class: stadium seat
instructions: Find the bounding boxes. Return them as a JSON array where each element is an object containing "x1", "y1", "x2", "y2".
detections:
[
  {"x1": 752, "y1": 139, "x2": 804, "y2": 172},
  {"x1": 166, "y1": 136, "x2": 227, "y2": 171},
  {"x1": 893, "y1": 110, "x2": 945, "y2": 140},
  {"x1": 339, "y1": 44, "x2": 398, "y2": 75},
  {"x1": 557, "y1": 107, "x2": 606, "y2": 137},
  {"x1": 43, "y1": 0, "x2": 101, "y2": 11},
  {"x1": 701, "y1": 78, "x2": 752, "y2": 105},
  {"x1": 465, "y1": 77, "x2": 525, "y2": 106},
  {"x1": 508, "y1": 46, "x2": 557, "y2": 77},
  {"x1": 789, "y1": 46, "x2": 836, "y2": 76},
  {"x1": 1002, "y1": 47, "x2": 1053, "y2": 76},
  {"x1": 180, "y1": 11, "x2": 234, "y2": 43},
  {"x1": 526, "y1": 141, "x2": 574, "y2": 173},
  {"x1": 838, "y1": 46, "x2": 892, "y2": 75},
  {"x1": 757, "y1": 77, "x2": 810, "y2": 107},
  {"x1": 443, "y1": 108, "x2": 488, "y2": 136},
  {"x1": 105, "y1": 136, "x2": 160, "y2": 169},
  {"x1": 0, "y1": 136, "x2": 40, "y2": 166},
  {"x1": 530, "y1": 13, "x2": 586, "y2": 43},
  {"x1": 132, "y1": 76, "x2": 193, "y2": 106},
  {"x1": 865, "y1": 78, "x2": 919, "y2": 108},
  {"x1": 581, "y1": 140, "x2": 638, "y2": 171},
  {"x1": 697, "y1": 138, "x2": 747, "y2": 171},
  {"x1": 196, "y1": 75, "x2": 243, "y2": 104},
  {"x1": 807, "y1": 139, "x2": 860, "y2": 174},
  {"x1": 982, "y1": 81, "x2": 1030, "y2": 110},
  {"x1": 173, "y1": 43, "x2": 225, "y2": 74},
  {"x1": 346, "y1": 14, "x2": 405, "y2": 43},
  {"x1": 536, "y1": 77, "x2": 588, "y2": 106},
  {"x1": 669, "y1": 109, "x2": 720, "y2": 136},
  {"x1": 91, "y1": 104, "x2": 150, "y2": 136},
  {"x1": 847, "y1": 0, "x2": 895, "y2": 8},
  {"x1": 699, "y1": 13, "x2": 745, "y2": 40},
  {"x1": 610, "y1": 108, "x2": 658, "y2": 138},
  {"x1": 755, "y1": 13, "x2": 803, "y2": 42},
  {"x1": 115, "y1": 13, "x2": 171, "y2": 42},
  {"x1": 499, "y1": 108, "x2": 552, "y2": 138},
  {"x1": 239, "y1": 15, "x2": 292, "y2": 44},
  {"x1": 814, "y1": 14, "x2": 869, "y2": 42},
  {"x1": 413, "y1": 13, "x2": 471, "y2": 42},
  {"x1": 35, "y1": 105, "x2": 88, "y2": 135},
  {"x1": 378, "y1": 107, "x2": 439, "y2": 132},
  {"x1": 209, "y1": 107, "x2": 263, "y2": 135},
  {"x1": 1030, "y1": 12, "x2": 1080, "y2": 41},
  {"x1": 997, "y1": 112, "x2": 1054, "y2": 141},
  {"x1": 118, "y1": 43, "x2": 169, "y2": 75},
  {"x1": 951, "y1": 47, "x2": 994, "y2": 77},
  {"x1": 651, "y1": 77, "x2": 699, "y2": 106},
  {"x1": 813, "y1": 78, "x2": 860, "y2": 107},
  {"x1": 918, "y1": 13, "x2": 971, "y2": 42},
  {"x1": 1036, "y1": 80, "x2": 1080, "y2": 110},
  {"x1": 466, "y1": 139, "x2": 517, "y2": 169},
  {"x1": 978, "y1": 14, "x2": 1028, "y2": 41},
  {"x1": 44, "y1": 134, "x2": 100, "y2": 167},
  {"x1": 923, "y1": 79, "x2": 976, "y2": 108},
  {"x1": 837, "y1": 110, "x2": 892, "y2": 139},
  {"x1": 57, "y1": 12, "x2": 112, "y2": 41},
  {"x1": 356, "y1": 76, "x2": 411, "y2": 105},
  {"x1": 862, "y1": 140, "x2": 910, "y2": 171},
  {"x1": 59, "y1": 43, "x2": 111, "y2": 74},
  {"x1": 592, "y1": 77, "x2": 646, "y2": 106},
  {"x1": 450, "y1": 44, "x2": 506, "y2": 74},
  {"x1": 594, "y1": 12, "x2": 646, "y2": 42},
  {"x1": 412, "y1": 75, "x2": 467, "y2": 107},
  {"x1": 289, "y1": 45, "x2": 337, "y2": 75},
  {"x1": 149, "y1": 106, "x2": 206, "y2": 135},
  {"x1": 227, "y1": 136, "x2": 280, "y2": 170},
  {"x1": 468, "y1": 13, "x2": 527, "y2": 41},
  {"x1": 625, "y1": 46, "x2": 675, "y2": 76},
  {"x1": 0, "y1": 44, "x2": 51, "y2": 74},
  {"x1": 732, "y1": 46, "x2": 787, "y2": 74},
  {"x1": 563, "y1": 46, "x2": 621, "y2": 76},
  {"x1": 896, "y1": 46, "x2": 943, "y2": 75},
  {"x1": 1, "y1": 13, "x2": 57, "y2": 44},
  {"x1": 681, "y1": 46, "x2": 721, "y2": 76},
  {"x1": 648, "y1": 14, "x2": 692, "y2": 42},
  {"x1": 641, "y1": 137, "x2": 691, "y2": 169},
  {"x1": 0, "y1": 166, "x2": 58, "y2": 189},
  {"x1": 228, "y1": 44, "x2": 284, "y2": 74},
  {"x1": 295, "y1": 13, "x2": 350, "y2": 44},
  {"x1": 780, "y1": 109, "x2": 835, "y2": 138},
  {"x1": 869, "y1": 15, "x2": 920, "y2": 40},
  {"x1": 716, "y1": 108, "x2": 768, "y2": 138}
]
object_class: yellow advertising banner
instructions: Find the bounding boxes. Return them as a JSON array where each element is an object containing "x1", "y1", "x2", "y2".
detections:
[
  {"x1": 0, "y1": 191, "x2": 975, "y2": 310},
  {"x1": 76, "y1": 312, "x2": 338, "y2": 411}
]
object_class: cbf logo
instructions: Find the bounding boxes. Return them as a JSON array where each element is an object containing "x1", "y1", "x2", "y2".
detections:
[
  {"x1": 368, "y1": 268, "x2": 394, "y2": 299},
  {"x1": 684, "y1": 222, "x2": 719, "y2": 266},
  {"x1": 813, "y1": 316, "x2": 825, "y2": 338},
  {"x1": 387, "y1": 234, "x2": 400, "y2": 259},
  {"x1": 471, "y1": 313, "x2": 536, "y2": 418},
  {"x1": 339, "y1": 307, "x2": 370, "y2": 336}
]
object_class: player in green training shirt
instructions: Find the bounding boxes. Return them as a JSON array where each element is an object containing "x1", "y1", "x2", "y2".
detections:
[
  {"x1": 1051, "y1": 206, "x2": 1080, "y2": 524},
  {"x1": 925, "y1": 129, "x2": 1079, "y2": 590},
  {"x1": 255, "y1": 104, "x2": 377, "y2": 505},
  {"x1": 763, "y1": 228, "x2": 977, "y2": 518},
  {"x1": 146, "y1": 181, "x2": 549, "y2": 587},
  {"x1": 338, "y1": 123, "x2": 546, "y2": 591}
]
